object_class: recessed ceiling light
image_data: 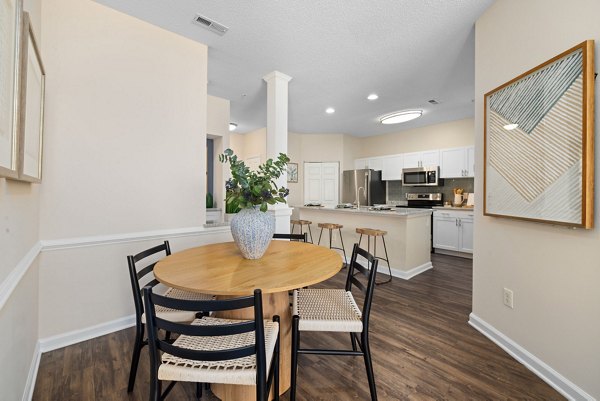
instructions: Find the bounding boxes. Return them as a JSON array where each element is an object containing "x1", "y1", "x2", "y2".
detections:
[
  {"x1": 379, "y1": 110, "x2": 422, "y2": 125},
  {"x1": 503, "y1": 123, "x2": 519, "y2": 130},
  {"x1": 367, "y1": 94, "x2": 379, "y2": 101},
  {"x1": 325, "y1": 107, "x2": 335, "y2": 114},
  {"x1": 229, "y1": 123, "x2": 237, "y2": 131}
]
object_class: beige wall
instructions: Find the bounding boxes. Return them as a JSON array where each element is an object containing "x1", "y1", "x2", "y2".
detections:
[
  {"x1": 355, "y1": 118, "x2": 474, "y2": 158},
  {"x1": 39, "y1": 0, "x2": 208, "y2": 239},
  {"x1": 0, "y1": 0, "x2": 42, "y2": 399},
  {"x1": 475, "y1": 1, "x2": 600, "y2": 398},
  {"x1": 36, "y1": 0, "x2": 209, "y2": 337}
]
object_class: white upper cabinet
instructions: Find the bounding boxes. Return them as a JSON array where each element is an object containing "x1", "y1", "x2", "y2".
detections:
[
  {"x1": 440, "y1": 146, "x2": 475, "y2": 178},
  {"x1": 354, "y1": 158, "x2": 368, "y2": 170},
  {"x1": 466, "y1": 146, "x2": 475, "y2": 177},
  {"x1": 304, "y1": 162, "x2": 339, "y2": 207},
  {"x1": 381, "y1": 154, "x2": 404, "y2": 181},
  {"x1": 421, "y1": 150, "x2": 440, "y2": 167},
  {"x1": 353, "y1": 157, "x2": 384, "y2": 171},
  {"x1": 402, "y1": 150, "x2": 439, "y2": 168}
]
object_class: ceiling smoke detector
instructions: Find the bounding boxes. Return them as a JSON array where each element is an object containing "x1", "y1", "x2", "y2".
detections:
[{"x1": 193, "y1": 14, "x2": 229, "y2": 36}]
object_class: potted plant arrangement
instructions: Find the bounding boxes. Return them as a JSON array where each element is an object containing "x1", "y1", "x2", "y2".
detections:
[{"x1": 219, "y1": 148, "x2": 290, "y2": 259}]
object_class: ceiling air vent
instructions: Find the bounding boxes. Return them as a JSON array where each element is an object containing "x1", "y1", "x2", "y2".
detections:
[
  {"x1": 193, "y1": 14, "x2": 229, "y2": 36},
  {"x1": 428, "y1": 99, "x2": 439, "y2": 105}
]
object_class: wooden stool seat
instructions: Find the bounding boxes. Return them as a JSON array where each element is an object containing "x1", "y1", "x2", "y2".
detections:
[
  {"x1": 318, "y1": 223, "x2": 343, "y2": 230},
  {"x1": 355, "y1": 228, "x2": 387, "y2": 237},
  {"x1": 317, "y1": 222, "x2": 347, "y2": 266},
  {"x1": 291, "y1": 220, "x2": 314, "y2": 243},
  {"x1": 357, "y1": 227, "x2": 392, "y2": 285}
]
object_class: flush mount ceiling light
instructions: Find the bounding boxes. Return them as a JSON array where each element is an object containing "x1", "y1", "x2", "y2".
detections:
[
  {"x1": 503, "y1": 123, "x2": 519, "y2": 130},
  {"x1": 379, "y1": 110, "x2": 422, "y2": 125},
  {"x1": 229, "y1": 123, "x2": 237, "y2": 131},
  {"x1": 367, "y1": 94, "x2": 379, "y2": 100},
  {"x1": 325, "y1": 107, "x2": 335, "y2": 114}
]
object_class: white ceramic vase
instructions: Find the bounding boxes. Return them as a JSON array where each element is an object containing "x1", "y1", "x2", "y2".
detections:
[{"x1": 230, "y1": 207, "x2": 275, "y2": 259}]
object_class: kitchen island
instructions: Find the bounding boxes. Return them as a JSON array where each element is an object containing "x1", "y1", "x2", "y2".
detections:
[{"x1": 298, "y1": 206, "x2": 433, "y2": 279}]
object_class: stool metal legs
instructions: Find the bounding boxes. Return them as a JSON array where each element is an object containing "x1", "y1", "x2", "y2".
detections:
[
  {"x1": 318, "y1": 227, "x2": 348, "y2": 266},
  {"x1": 291, "y1": 222, "x2": 313, "y2": 243},
  {"x1": 358, "y1": 234, "x2": 392, "y2": 285}
]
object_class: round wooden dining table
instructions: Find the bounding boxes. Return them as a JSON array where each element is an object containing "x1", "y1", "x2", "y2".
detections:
[{"x1": 154, "y1": 240, "x2": 343, "y2": 401}]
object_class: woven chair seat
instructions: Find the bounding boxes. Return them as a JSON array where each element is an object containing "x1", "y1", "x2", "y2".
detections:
[
  {"x1": 293, "y1": 289, "x2": 362, "y2": 333},
  {"x1": 142, "y1": 288, "x2": 214, "y2": 323},
  {"x1": 158, "y1": 317, "x2": 279, "y2": 386}
]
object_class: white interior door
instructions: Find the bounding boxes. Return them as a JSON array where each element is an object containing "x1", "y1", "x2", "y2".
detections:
[{"x1": 303, "y1": 162, "x2": 339, "y2": 207}]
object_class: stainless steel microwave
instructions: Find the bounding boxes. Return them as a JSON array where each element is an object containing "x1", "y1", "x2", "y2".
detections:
[{"x1": 402, "y1": 166, "x2": 441, "y2": 186}]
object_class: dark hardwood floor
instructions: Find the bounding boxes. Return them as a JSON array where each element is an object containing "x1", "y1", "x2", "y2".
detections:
[{"x1": 32, "y1": 254, "x2": 564, "y2": 400}]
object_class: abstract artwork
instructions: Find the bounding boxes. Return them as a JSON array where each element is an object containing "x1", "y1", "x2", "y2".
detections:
[
  {"x1": 287, "y1": 162, "x2": 298, "y2": 183},
  {"x1": 484, "y1": 41, "x2": 594, "y2": 228},
  {"x1": 0, "y1": 0, "x2": 22, "y2": 178},
  {"x1": 18, "y1": 12, "x2": 45, "y2": 182}
]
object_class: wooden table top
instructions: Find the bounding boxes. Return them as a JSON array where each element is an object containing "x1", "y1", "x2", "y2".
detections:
[{"x1": 154, "y1": 241, "x2": 343, "y2": 296}]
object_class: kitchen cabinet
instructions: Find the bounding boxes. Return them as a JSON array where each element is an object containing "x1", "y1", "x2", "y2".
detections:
[
  {"x1": 403, "y1": 150, "x2": 439, "y2": 169},
  {"x1": 440, "y1": 146, "x2": 474, "y2": 178},
  {"x1": 433, "y1": 210, "x2": 473, "y2": 255},
  {"x1": 304, "y1": 162, "x2": 339, "y2": 207},
  {"x1": 381, "y1": 154, "x2": 404, "y2": 181},
  {"x1": 353, "y1": 157, "x2": 384, "y2": 171}
]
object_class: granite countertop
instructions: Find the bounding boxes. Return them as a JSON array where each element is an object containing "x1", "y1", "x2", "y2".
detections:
[
  {"x1": 298, "y1": 206, "x2": 432, "y2": 218},
  {"x1": 432, "y1": 206, "x2": 475, "y2": 211}
]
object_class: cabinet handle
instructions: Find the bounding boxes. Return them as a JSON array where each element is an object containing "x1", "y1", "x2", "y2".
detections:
[
  {"x1": 455, "y1": 219, "x2": 458, "y2": 226},
  {"x1": 458, "y1": 218, "x2": 462, "y2": 227}
]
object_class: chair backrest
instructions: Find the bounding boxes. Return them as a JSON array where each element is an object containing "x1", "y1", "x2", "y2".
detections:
[
  {"x1": 345, "y1": 243, "x2": 379, "y2": 327},
  {"x1": 273, "y1": 233, "x2": 307, "y2": 242},
  {"x1": 143, "y1": 287, "x2": 271, "y2": 399},
  {"x1": 127, "y1": 241, "x2": 171, "y2": 324}
]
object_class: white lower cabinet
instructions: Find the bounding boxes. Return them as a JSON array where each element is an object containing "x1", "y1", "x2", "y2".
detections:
[{"x1": 433, "y1": 210, "x2": 473, "y2": 255}]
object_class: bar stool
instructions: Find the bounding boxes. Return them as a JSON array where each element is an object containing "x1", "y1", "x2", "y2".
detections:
[
  {"x1": 317, "y1": 223, "x2": 348, "y2": 266},
  {"x1": 356, "y1": 227, "x2": 392, "y2": 284},
  {"x1": 290, "y1": 219, "x2": 314, "y2": 243}
]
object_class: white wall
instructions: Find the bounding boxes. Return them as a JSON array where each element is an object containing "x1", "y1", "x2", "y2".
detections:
[
  {"x1": 474, "y1": 1, "x2": 600, "y2": 398},
  {"x1": 37, "y1": 0, "x2": 211, "y2": 338},
  {"x1": 0, "y1": 0, "x2": 42, "y2": 399},
  {"x1": 207, "y1": 95, "x2": 231, "y2": 209}
]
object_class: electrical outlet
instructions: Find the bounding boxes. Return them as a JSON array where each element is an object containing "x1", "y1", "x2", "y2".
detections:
[{"x1": 503, "y1": 288, "x2": 514, "y2": 309}]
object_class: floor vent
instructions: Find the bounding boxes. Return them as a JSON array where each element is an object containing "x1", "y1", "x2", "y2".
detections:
[{"x1": 193, "y1": 14, "x2": 229, "y2": 36}]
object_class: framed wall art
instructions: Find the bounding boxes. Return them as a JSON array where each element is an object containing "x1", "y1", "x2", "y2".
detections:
[
  {"x1": 484, "y1": 40, "x2": 594, "y2": 228},
  {"x1": 287, "y1": 162, "x2": 298, "y2": 183},
  {"x1": 17, "y1": 12, "x2": 45, "y2": 183},
  {"x1": 0, "y1": 0, "x2": 22, "y2": 179}
]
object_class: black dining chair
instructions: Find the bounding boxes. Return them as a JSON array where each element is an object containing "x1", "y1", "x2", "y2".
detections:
[
  {"x1": 290, "y1": 243, "x2": 379, "y2": 400},
  {"x1": 126, "y1": 240, "x2": 213, "y2": 392},
  {"x1": 143, "y1": 286, "x2": 281, "y2": 401}
]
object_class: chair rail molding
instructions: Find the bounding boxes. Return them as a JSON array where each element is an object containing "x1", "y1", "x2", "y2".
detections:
[
  {"x1": 0, "y1": 241, "x2": 42, "y2": 311},
  {"x1": 468, "y1": 313, "x2": 594, "y2": 401}
]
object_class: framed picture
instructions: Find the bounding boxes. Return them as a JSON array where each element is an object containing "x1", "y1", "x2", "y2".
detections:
[
  {"x1": 287, "y1": 162, "x2": 298, "y2": 183},
  {"x1": 17, "y1": 12, "x2": 45, "y2": 183},
  {"x1": 0, "y1": 0, "x2": 22, "y2": 179},
  {"x1": 484, "y1": 40, "x2": 594, "y2": 228}
]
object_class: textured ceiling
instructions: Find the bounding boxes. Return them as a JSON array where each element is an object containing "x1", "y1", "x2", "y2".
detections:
[{"x1": 94, "y1": 0, "x2": 494, "y2": 136}]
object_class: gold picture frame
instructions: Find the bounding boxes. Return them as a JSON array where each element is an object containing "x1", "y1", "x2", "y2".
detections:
[
  {"x1": 484, "y1": 40, "x2": 594, "y2": 228},
  {"x1": 0, "y1": 0, "x2": 22, "y2": 179},
  {"x1": 17, "y1": 12, "x2": 45, "y2": 183}
]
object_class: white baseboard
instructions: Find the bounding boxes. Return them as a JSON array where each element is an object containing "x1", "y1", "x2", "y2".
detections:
[
  {"x1": 39, "y1": 314, "x2": 136, "y2": 353},
  {"x1": 468, "y1": 313, "x2": 594, "y2": 401},
  {"x1": 389, "y1": 261, "x2": 433, "y2": 280},
  {"x1": 22, "y1": 341, "x2": 41, "y2": 401}
]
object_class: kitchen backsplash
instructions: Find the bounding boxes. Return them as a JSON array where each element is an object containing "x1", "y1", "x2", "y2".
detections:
[{"x1": 387, "y1": 178, "x2": 474, "y2": 205}]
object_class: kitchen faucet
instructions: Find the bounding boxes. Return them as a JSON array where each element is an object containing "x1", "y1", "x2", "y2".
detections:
[{"x1": 357, "y1": 186, "x2": 365, "y2": 209}]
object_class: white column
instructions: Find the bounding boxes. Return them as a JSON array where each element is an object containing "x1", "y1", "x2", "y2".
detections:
[{"x1": 263, "y1": 71, "x2": 293, "y2": 234}]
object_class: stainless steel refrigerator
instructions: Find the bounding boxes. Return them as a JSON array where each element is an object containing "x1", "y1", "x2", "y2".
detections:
[{"x1": 342, "y1": 169, "x2": 386, "y2": 206}]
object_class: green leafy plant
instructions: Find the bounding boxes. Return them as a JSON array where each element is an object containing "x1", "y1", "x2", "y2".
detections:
[
  {"x1": 225, "y1": 196, "x2": 241, "y2": 214},
  {"x1": 219, "y1": 148, "x2": 290, "y2": 212},
  {"x1": 206, "y1": 192, "x2": 214, "y2": 209}
]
